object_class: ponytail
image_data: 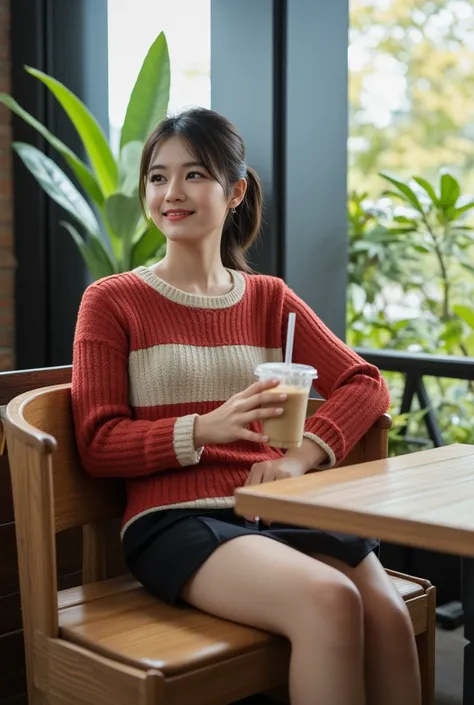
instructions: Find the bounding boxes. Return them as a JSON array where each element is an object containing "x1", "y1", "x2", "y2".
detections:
[{"x1": 221, "y1": 166, "x2": 263, "y2": 273}]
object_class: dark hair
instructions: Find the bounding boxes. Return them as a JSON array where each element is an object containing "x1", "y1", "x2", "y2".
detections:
[{"x1": 139, "y1": 107, "x2": 263, "y2": 272}]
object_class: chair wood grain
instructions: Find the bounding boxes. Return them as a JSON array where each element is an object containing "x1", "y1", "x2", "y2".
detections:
[
  {"x1": 34, "y1": 634, "x2": 164, "y2": 705},
  {"x1": 7, "y1": 385, "x2": 124, "y2": 532}
]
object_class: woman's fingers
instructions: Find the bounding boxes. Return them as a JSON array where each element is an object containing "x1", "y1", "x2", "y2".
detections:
[
  {"x1": 241, "y1": 406, "x2": 284, "y2": 427},
  {"x1": 239, "y1": 378, "x2": 281, "y2": 399},
  {"x1": 239, "y1": 389, "x2": 287, "y2": 412},
  {"x1": 239, "y1": 428, "x2": 269, "y2": 444},
  {"x1": 246, "y1": 466, "x2": 266, "y2": 485}
]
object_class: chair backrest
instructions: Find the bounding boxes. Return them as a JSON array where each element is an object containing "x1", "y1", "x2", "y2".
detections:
[{"x1": 5, "y1": 383, "x2": 124, "y2": 533}]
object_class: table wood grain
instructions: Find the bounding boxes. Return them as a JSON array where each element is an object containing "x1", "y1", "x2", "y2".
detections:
[{"x1": 234, "y1": 444, "x2": 474, "y2": 557}]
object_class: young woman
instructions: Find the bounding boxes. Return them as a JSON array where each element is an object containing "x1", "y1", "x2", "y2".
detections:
[{"x1": 72, "y1": 107, "x2": 421, "y2": 705}]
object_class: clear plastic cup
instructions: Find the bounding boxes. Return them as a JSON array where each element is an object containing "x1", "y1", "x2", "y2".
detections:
[{"x1": 254, "y1": 362, "x2": 318, "y2": 449}]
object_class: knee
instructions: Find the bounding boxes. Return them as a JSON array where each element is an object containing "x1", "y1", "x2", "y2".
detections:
[
  {"x1": 293, "y1": 572, "x2": 364, "y2": 640},
  {"x1": 365, "y1": 590, "x2": 414, "y2": 647}
]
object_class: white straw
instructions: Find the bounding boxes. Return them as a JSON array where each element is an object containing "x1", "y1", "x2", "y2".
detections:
[{"x1": 285, "y1": 312, "x2": 296, "y2": 367}]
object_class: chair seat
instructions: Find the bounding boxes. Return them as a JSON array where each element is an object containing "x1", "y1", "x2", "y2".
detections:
[
  {"x1": 58, "y1": 572, "x2": 425, "y2": 677},
  {"x1": 390, "y1": 575, "x2": 424, "y2": 600}
]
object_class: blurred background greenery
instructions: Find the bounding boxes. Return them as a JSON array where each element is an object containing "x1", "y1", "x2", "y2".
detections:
[
  {"x1": 348, "y1": 0, "x2": 474, "y2": 454},
  {"x1": 349, "y1": 0, "x2": 474, "y2": 192}
]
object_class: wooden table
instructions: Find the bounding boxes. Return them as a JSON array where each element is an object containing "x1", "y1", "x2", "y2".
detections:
[{"x1": 234, "y1": 444, "x2": 474, "y2": 705}]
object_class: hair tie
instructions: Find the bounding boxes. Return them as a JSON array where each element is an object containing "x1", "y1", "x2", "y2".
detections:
[{"x1": 238, "y1": 162, "x2": 247, "y2": 179}]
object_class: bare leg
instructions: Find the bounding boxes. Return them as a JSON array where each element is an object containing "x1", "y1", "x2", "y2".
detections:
[
  {"x1": 314, "y1": 552, "x2": 421, "y2": 705},
  {"x1": 181, "y1": 535, "x2": 365, "y2": 705}
]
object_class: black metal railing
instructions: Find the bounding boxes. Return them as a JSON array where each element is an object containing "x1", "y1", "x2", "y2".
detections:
[
  {"x1": 354, "y1": 348, "x2": 474, "y2": 448},
  {"x1": 354, "y1": 348, "x2": 474, "y2": 627}
]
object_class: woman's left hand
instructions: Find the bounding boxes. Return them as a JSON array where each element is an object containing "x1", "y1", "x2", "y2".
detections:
[
  {"x1": 244, "y1": 455, "x2": 308, "y2": 487},
  {"x1": 243, "y1": 440, "x2": 329, "y2": 523},
  {"x1": 243, "y1": 456, "x2": 308, "y2": 524}
]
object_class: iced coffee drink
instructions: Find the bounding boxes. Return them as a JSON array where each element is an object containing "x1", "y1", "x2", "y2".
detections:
[{"x1": 255, "y1": 362, "x2": 318, "y2": 449}]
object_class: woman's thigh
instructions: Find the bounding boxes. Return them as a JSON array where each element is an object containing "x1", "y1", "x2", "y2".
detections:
[{"x1": 180, "y1": 534, "x2": 362, "y2": 639}]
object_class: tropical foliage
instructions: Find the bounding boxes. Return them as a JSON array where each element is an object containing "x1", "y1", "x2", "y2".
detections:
[
  {"x1": 347, "y1": 171, "x2": 474, "y2": 452},
  {"x1": 0, "y1": 33, "x2": 170, "y2": 279}
]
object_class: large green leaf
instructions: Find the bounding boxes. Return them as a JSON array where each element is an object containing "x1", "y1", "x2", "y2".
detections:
[
  {"x1": 440, "y1": 319, "x2": 463, "y2": 347},
  {"x1": 26, "y1": 66, "x2": 118, "y2": 196},
  {"x1": 120, "y1": 32, "x2": 170, "y2": 150},
  {"x1": 453, "y1": 305, "x2": 474, "y2": 330},
  {"x1": 13, "y1": 142, "x2": 101, "y2": 236},
  {"x1": 439, "y1": 173, "x2": 460, "y2": 209},
  {"x1": 413, "y1": 176, "x2": 439, "y2": 206},
  {"x1": 379, "y1": 173, "x2": 423, "y2": 213},
  {"x1": 385, "y1": 226, "x2": 418, "y2": 236},
  {"x1": 105, "y1": 192, "x2": 143, "y2": 269},
  {"x1": 412, "y1": 243, "x2": 432, "y2": 253},
  {"x1": 453, "y1": 201, "x2": 474, "y2": 219},
  {"x1": 131, "y1": 220, "x2": 166, "y2": 267},
  {"x1": 61, "y1": 221, "x2": 117, "y2": 280},
  {"x1": 464, "y1": 332, "x2": 474, "y2": 357},
  {"x1": 118, "y1": 141, "x2": 143, "y2": 196},
  {"x1": 393, "y1": 215, "x2": 418, "y2": 225},
  {"x1": 0, "y1": 93, "x2": 104, "y2": 208}
]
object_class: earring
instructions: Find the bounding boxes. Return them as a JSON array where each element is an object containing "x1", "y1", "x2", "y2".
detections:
[{"x1": 232, "y1": 208, "x2": 237, "y2": 215}]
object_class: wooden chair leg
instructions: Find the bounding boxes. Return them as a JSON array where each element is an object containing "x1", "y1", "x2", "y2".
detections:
[{"x1": 416, "y1": 586, "x2": 436, "y2": 705}]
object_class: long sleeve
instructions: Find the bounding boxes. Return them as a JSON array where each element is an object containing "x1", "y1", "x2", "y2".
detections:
[
  {"x1": 282, "y1": 286, "x2": 390, "y2": 467},
  {"x1": 72, "y1": 282, "x2": 202, "y2": 478}
]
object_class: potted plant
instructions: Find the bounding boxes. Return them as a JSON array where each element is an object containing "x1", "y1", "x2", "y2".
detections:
[{"x1": 0, "y1": 32, "x2": 170, "y2": 279}]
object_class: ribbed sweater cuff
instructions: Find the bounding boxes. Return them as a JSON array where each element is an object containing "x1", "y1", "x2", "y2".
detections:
[
  {"x1": 174, "y1": 414, "x2": 204, "y2": 467},
  {"x1": 304, "y1": 414, "x2": 345, "y2": 466},
  {"x1": 303, "y1": 432, "x2": 336, "y2": 469}
]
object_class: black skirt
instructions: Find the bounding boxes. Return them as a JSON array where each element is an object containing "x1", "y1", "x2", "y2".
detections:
[{"x1": 123, "y1": 507, "x2": 379, "y2": 605}]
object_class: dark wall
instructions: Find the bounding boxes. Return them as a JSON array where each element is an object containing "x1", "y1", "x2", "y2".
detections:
[
  {"x1": 11, "y1": 0, "x2": 109, "y2": 368},
  {"x1": 285, "y1": 0, "x2": 349, "y2": 339},
  {"x1": 211, "y1": 0, "x2": 349, "y2": 338},
  {"x1": 211, "y1": 0, "x2": 285, "y2": 277}
]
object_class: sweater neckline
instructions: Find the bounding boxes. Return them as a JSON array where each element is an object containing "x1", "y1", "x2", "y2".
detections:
[{"x1": 133, "y1": 266, "x2": 246, "y2": 309}]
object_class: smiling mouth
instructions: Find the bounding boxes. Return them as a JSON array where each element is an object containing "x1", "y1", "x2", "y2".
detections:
[{"x1": 163, "y1": 210, "x2": 195, "y2": 219}]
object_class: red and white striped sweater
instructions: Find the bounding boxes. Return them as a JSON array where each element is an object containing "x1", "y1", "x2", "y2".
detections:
[{"x1": 72, "y1": 267, "x2": 390, "y2": 536}]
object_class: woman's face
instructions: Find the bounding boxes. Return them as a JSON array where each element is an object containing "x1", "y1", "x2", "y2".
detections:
[{"x1": 145, "y1": 136, "x2": 241, "y2": 245}]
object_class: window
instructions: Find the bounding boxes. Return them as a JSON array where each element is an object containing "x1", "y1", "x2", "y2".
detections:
[
  {"x1": 107, "y1": 0, "x2": 211, "y2": 153},
  {"x1": 348, "y1": 0, "x2": 474, "y2": 193}
]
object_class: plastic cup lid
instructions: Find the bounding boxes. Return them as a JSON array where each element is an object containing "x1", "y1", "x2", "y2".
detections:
[{"x1": 255, "y1": 362, "x2": 318, "y2": 378}]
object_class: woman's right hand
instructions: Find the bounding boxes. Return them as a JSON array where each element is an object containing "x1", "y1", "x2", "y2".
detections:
[{"x1": 193, "y1": 378, "x2": 287, "y2": 447}]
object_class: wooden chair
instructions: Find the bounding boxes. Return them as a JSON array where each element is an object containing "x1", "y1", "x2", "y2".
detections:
[{"x1": 4, "y1": 383, "x2": 436, "y2": 705}]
